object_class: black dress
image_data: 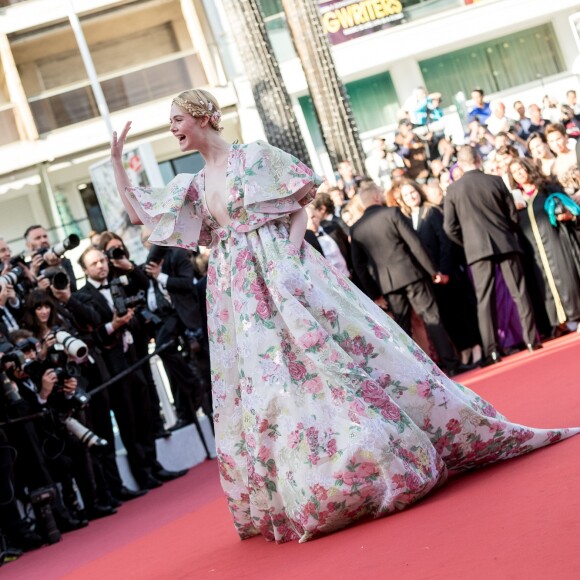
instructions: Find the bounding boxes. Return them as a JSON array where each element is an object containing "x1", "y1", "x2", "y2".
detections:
[
  {"x1": 517, "y1": 190, "x2": 580, "y2": 326},
  {"x1": 409, "y1": 205, "x2": 481, "y2": 351}
]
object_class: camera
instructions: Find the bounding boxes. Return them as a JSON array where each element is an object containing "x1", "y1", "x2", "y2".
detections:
[
  {"x1": 105, "y1": 247, "x2": 127, "y2": 261},
  {"x1": 109, "y1": 276, "x2": 146, "y2": 317},
  {"x1": 42, "y1": 267, "x2": 70, "y2": 291},
  {"x1": 29, "y1": 486, "x2": 61, "y2": 545},
  {"x1": 1, "y1": 370, "x2": 21, "y2": 404},
  {"x1": 63, "y1": 417, "x2": 107, "y2": 448},
  {"x1": 35, "y1": 234, "x2": 80, "y2": 259},
  {"x1": 147, "y1": 245, "x2": 169, "y2": 265},
  {"x1": 0, "y1": 265, "x2": 25, "y2": 288},
  {"x1": 51, "y1": 327, "x2": 88, "y2": 361}
]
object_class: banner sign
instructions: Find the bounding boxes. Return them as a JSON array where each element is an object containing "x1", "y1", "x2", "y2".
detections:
[
  {"x1": 319, "y1": 0, "x2": 405, "y2": 45},
  {"x1": 89, "y1": 143, "x2": 164, "y2": 264}
]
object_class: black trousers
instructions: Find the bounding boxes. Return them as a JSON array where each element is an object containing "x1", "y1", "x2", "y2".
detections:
[
  {"x1": 386, "y1": 279, "x2": 459, "y2": 370},
  {"x1": 470, "y1": 252, "x2": 537, "y2": 356}
]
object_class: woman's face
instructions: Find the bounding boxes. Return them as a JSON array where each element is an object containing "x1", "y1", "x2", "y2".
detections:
[
  {"x1": 528, "y1": 137, "x2": 550, "y2": 160},
  {"x1": 451, "y1": 166, "x2": 464, "y2": 182},
  {"x1": 547, "y1": 131, "x2": 568, "y2": 155},
  {"x1": 169, "y1": 104, "x2": 203, "y2": 152},
  {"x1": 439, "y1": 171, "x2": 451, "y2": 192},
  {"x1": 509, "y1": 162, "x2": 529, "y2": 186},
  {"x1": 35, "y1": 304, "x2": 51, "y2": 325},
  {"x1": 400, "y1": 184, "x2": 422, "y2": 209}
]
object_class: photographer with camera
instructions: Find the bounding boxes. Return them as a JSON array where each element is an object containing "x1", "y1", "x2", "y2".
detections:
[
  {"x1": 24, "y1": 225, "x2": 78, "y2": 292},
  {"x1": 76, "y1": 248, "x2": 186, "y2": 490},
  {"x1": 98, "y1": 231, "x2": 170, "y2": 438},
  {"x1": 142, "y1": 232, "x2": 211, "y2": 429},
  {"x1": 15, "y1": 297, "x2": 117, "y2": 524},
  {"x1": 41, "y1": 268, "x2": 143, "y2": 506},
  {"x1": 0, "y1": 336, "x2": 87, "y2": 542}
]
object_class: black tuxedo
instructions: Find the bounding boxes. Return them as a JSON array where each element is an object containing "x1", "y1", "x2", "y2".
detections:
[
  {"x1": 350, "y1": 205, "x2": 437, "y2": 298},
  {"x1": 76, "y1": 281, "x2": 161, "y2": 486},
  {"x1": 444, "y1": 169, "x2": 537, "y2": 355},
  {"x1": 444, "y1": 169, "x2": 521, "y2": 263},
  {"x1": 407, "y1": 208, "x2": 481, "y2": 352},
  {"x1": 152, "y1": 248, "x2": 206, "y2": 422},
  {"x1": 160, "y1": 248, "x2": 201, "y2": 331},
  {"x1": 350, "y1": 205, "x2": 459, "y2": 371}
]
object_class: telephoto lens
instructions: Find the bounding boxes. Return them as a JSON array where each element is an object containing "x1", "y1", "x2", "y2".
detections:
[
  {"x1": 63, "y1": 417, "x2": 108, "y2": 448},
  {"x1": 0, "y1": 266, "x2": 25, "y2": 288},
  {"x1": 53, "y1": 328, "x2": 88, "y2": 361},
  {"x1": 51, "y1": 234, "x2": 80, "y2": 257}
]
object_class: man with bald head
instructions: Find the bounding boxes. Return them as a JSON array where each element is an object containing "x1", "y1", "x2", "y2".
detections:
[
  {"x1": 350, "y1": 179, "x2": 467, "y2": 376},
  {"x1": 444, "y1": 146, "x2": 539, "y2": 366}
]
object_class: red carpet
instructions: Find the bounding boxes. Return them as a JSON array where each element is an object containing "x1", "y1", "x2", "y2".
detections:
[{"x1": 4, "y1": 334, "x2": 580, "y2": 580}]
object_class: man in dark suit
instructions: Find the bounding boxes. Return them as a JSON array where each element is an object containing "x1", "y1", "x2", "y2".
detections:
[
  {"x1": 350, "y1": 180, "x2": 467, "y2": 376},
  {"x1": 76, "y1": 248, "x2": 187, "y2": 490},
  {"x1": 443, "y1": 146, "x2": 539, "y2": 366},
  {"x1": 143, "y1": 243, "x2": 209, "y2": 424}
]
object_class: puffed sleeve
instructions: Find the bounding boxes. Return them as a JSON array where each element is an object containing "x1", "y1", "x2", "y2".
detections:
[
  {"x1": 235, "y1": 141, "x2": 322, "y2": 232},
  {"x1": 125, "y1": 173, "x2": 208, "y2": 249}
]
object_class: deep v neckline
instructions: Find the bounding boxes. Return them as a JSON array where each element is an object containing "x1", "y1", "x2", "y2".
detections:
[{"x1": 201, "y1": 144, "x2": 234, "y2": 228}]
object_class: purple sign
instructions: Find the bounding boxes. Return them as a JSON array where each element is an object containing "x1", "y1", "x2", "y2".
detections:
[{"x1": 319, "y1": 0, "x2": 405, "y2": 45}]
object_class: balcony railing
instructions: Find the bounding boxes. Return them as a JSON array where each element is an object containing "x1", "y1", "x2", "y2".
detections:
[{"x1": 28, "y1": 52, "x2": 208, "y2": 134}]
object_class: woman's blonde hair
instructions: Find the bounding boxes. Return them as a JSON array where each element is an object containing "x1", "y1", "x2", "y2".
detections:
[{"x1": 172, "y1": 89, "x2": 223, "y2": 132}]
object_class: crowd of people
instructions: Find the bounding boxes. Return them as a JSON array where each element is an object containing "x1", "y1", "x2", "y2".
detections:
[
  {"x1": 0, "y1": 225, "x2": 212, "y2": 562},
  {"x1": 307, "y1": 86, "x2": 580, "y2": 370},
  {"x1": 2, "y1": 84, "x2": 579, "y2": 559}
]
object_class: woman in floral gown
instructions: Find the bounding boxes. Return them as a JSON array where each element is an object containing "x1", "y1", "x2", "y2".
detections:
[{"x1": 111, "y1": 89, "x2": 579, "y2": 543}]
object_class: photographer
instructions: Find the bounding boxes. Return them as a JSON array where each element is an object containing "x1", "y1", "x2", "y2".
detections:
[
  {"x1": 76, "y1": 248, "x2": 186, "y2": 490},
  {"x1": 42, "y1": 269, "x2": 142, "y2": 506},
  {"x1": 24, "y1": 225, "x2": 78, "y2": 292},
  {"x1": 14, "y1": 308, "x2": 117, "y2": 523},
  {"x1": 98, "y1": 231, "x2": 168, "y2": 437},
  {"x1": 142, "y1": 234, "x2": 211, "y2": 428},
  {"x1": 0, "y1": 337, "x2": 87, "y2": 540}
]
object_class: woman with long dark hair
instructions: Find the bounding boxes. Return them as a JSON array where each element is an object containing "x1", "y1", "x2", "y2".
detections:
[
  {"x1": 508, "y1": 157, "x2": 580, "y2": 332},
  {"x1": 394, "y1": 178, "x2": 481, "y2": 364}
]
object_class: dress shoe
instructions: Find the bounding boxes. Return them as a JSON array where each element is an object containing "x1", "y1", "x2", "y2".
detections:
[
  {"x1": 107, "y1": 496, "x2": 123, "y2": 509},
  {"x1": 526, "y1": 343, "x2": 543, "y2": 352},
  {"x1": 113, "y1": 486, "x2": 148, "y2": 502},
  {"x1": 446, "y1": 362, "x2": 477, "y2": 377},
  {"x1": 154, "y1": 468, "x2": 189, "y2": 482},
  {"x1": 54, "y1": 513, "x2": 88, "y2": 532},
  {"x1": 86, "y1": 504, "x2": 117, "y2": 521},
  {"x1": 479, "y1": 351, "x2": 502, "y2": 367},
  {"x1": 155, "y1": 428, "x2": 172, "y2": 439},
  {"x1": 140, "y1": 476, "x2": 163, "y2": 490}
]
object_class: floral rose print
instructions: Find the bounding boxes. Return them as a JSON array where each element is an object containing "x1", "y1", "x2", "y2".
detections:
[{"x1": 126, "y1": 140, "x2": 580, "y2": 544}]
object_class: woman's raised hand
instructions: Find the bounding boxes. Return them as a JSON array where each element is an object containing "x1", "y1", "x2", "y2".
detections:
[{"x1": 111, "y1": 121, "x2": 132, "y2": 161}]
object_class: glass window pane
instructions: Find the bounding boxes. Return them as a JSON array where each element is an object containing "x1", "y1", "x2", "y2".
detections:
[{"x1": 420, "y1": 24, "x2": 565, "y2": 105}]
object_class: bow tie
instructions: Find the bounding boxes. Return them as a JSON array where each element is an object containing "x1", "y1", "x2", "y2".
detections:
[{"x1": 99, "y1": 284, "x2": 110, "y2": 290}]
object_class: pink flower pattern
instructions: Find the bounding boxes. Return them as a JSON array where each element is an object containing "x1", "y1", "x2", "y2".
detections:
[{"x1": 127, "y1": 140, "x2": 579, "y2": 543}]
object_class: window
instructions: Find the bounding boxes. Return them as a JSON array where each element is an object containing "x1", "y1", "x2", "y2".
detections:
[
  {"x1": 419, "y1": 24, "x2": 566, "y2": 105},
  {"x1": 159, "y1": 153, "x2": 205, "y2": 183},
  {"x1": 299, "y1": 71, "x2": 399, "y2": 150}
]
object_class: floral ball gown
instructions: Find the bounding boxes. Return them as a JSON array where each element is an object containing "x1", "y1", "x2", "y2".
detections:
[{"x1": 127, "y1": 141, "x2": 579, "y2": 543}]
